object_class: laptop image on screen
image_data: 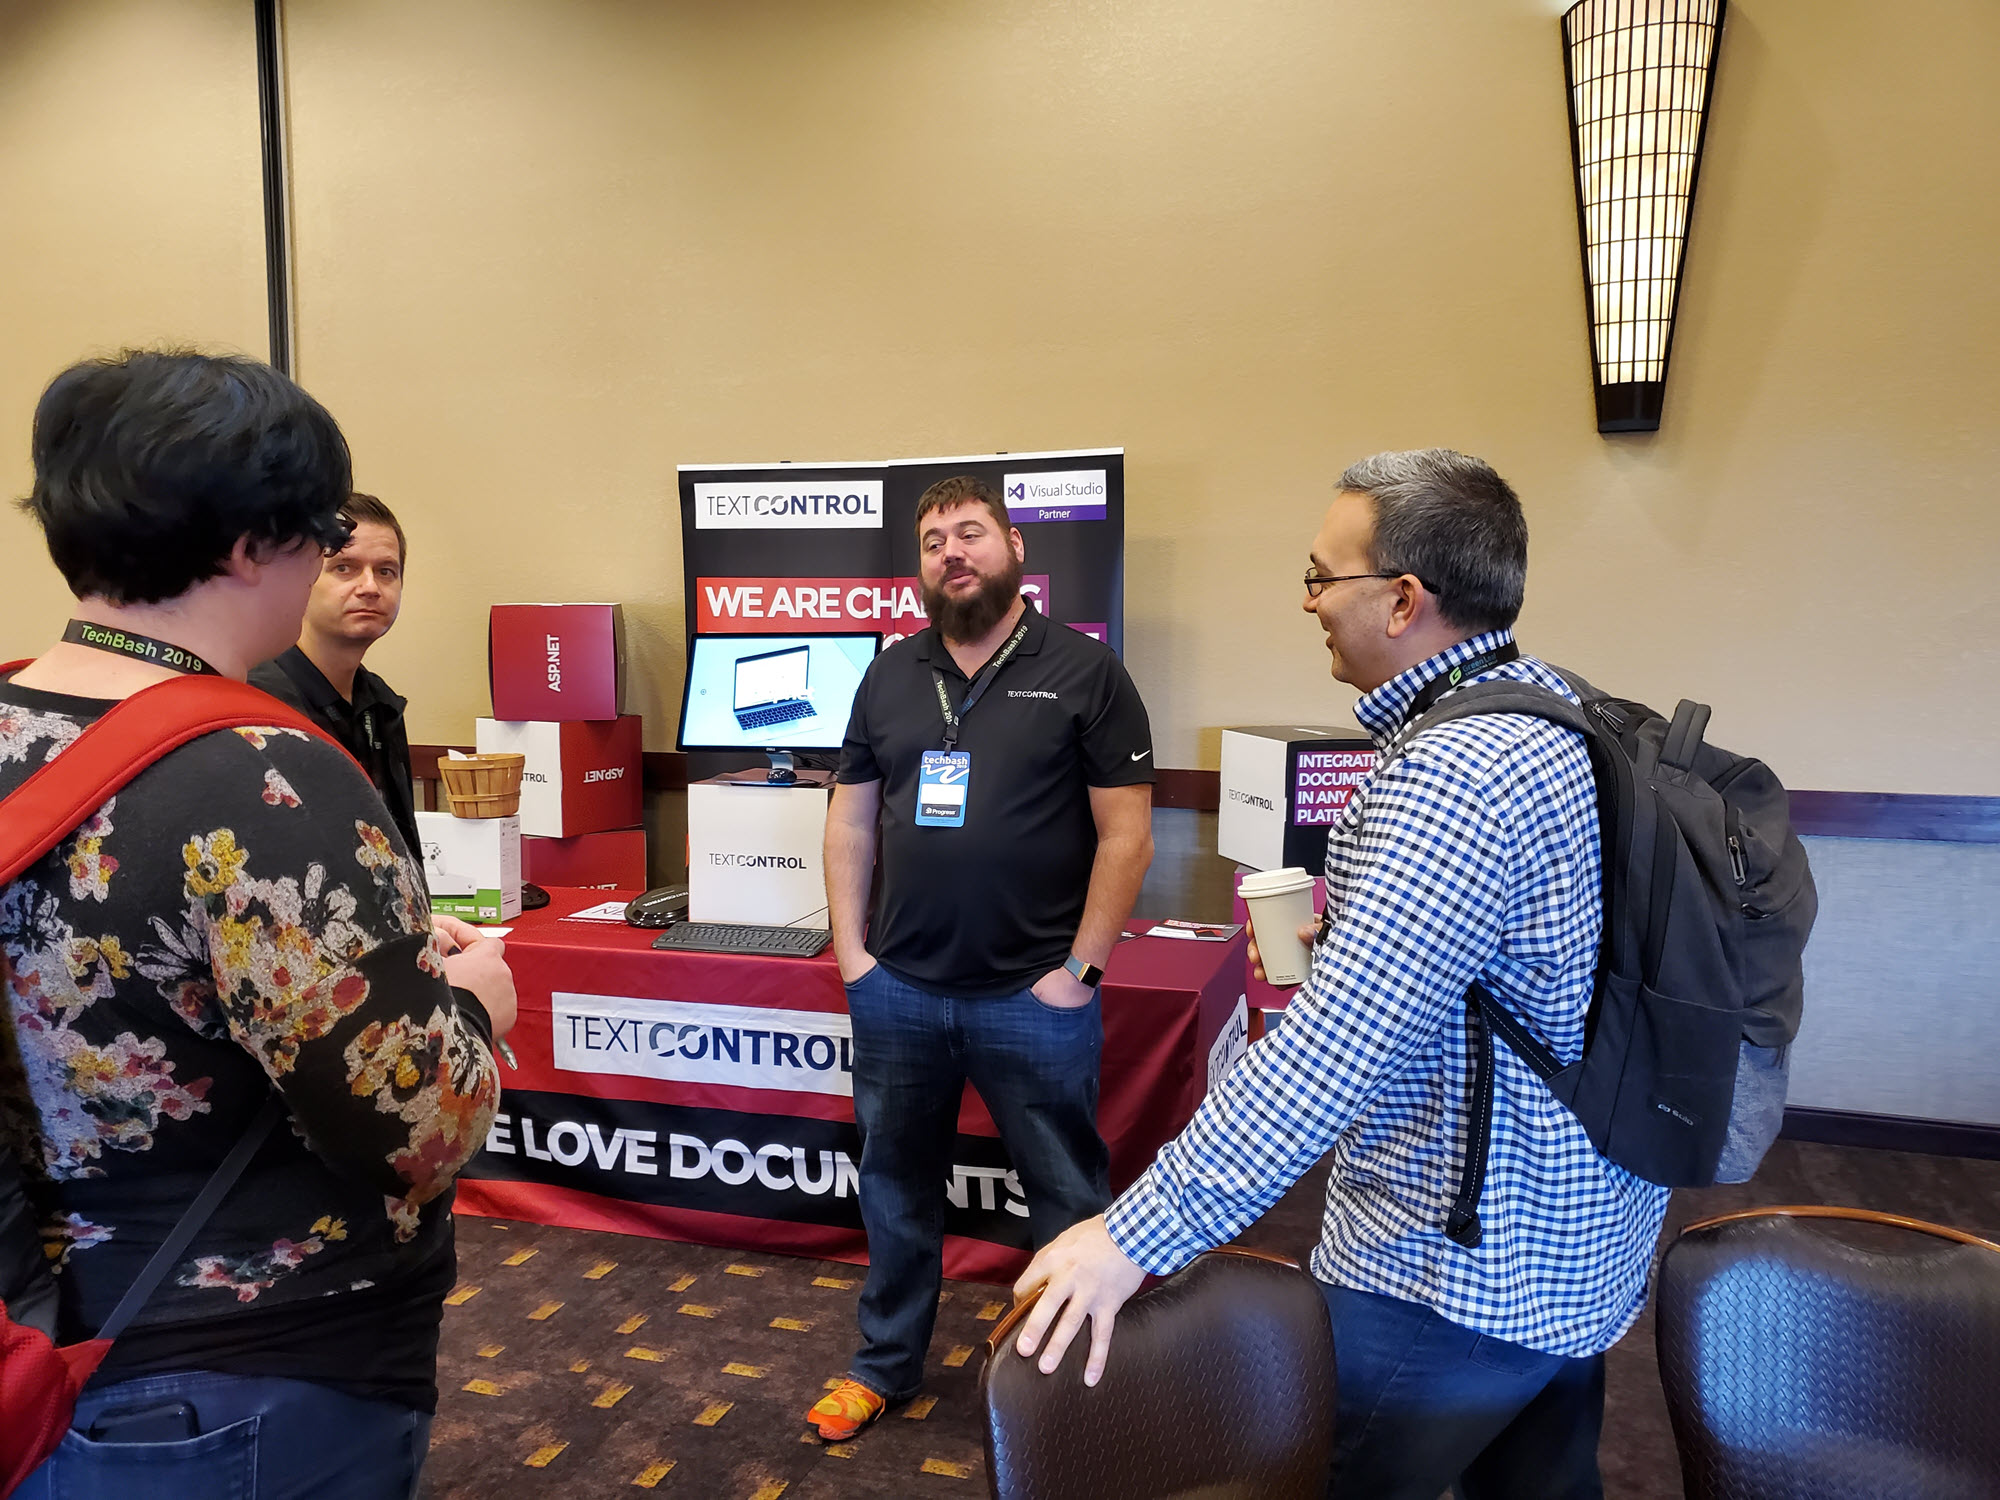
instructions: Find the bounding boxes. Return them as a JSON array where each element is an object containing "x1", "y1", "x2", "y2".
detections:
[{"x1": 731, "y1": 643, "x2": 816, "y2": 732}]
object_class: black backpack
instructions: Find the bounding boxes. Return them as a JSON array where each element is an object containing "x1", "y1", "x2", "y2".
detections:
[{"x1": 1388, "y1": 667, "x2": 1816, "y2": 1248}]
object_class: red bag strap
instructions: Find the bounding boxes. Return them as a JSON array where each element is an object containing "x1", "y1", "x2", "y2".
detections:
[{"x1": 0, "y1": 661, "x2": 365, "y2": 886}]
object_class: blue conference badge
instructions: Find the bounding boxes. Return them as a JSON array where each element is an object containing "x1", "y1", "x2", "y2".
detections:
[{"x1": 915, "y1": 751, "x2": 972, "y2": 828}]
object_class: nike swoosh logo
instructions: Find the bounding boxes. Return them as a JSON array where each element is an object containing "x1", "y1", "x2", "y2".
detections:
[{"x1": 1131, "y1": 750, "x2": 1151, "y2": 761}]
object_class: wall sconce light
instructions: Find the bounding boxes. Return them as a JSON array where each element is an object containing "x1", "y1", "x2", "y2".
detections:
[{"x1": 1562, "y1": 0, "x2": 1726, "y2": 433}]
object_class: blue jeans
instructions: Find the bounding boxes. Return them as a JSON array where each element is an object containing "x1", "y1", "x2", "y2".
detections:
[
  {"x1": 1324, "y1": 1283, "x2": 1605, "y2": 1500},
  {"x1": 845, "y1": 961, "x2": 1110, "y2": 1400},
  {"x1": 18, "y1": 1370, "x2": 432, "y2": 1500}
]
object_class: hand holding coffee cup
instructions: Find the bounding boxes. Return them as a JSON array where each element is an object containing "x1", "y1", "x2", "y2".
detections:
[
  {"x1": 1238, "y1": 867, "x2": 1317, "y2": 987},
  {"x1": 1247, "y1": 918, "x2": 1321, "y2": 985}
]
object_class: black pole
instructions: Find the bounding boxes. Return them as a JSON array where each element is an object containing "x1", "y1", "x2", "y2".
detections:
[{"x1": 255, "y1": 0, "x2": 292, "y2": 376}]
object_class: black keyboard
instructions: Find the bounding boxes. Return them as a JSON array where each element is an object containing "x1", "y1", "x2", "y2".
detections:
[
  {"x1": 735, "y1": 699, "x2": 813, "y2": 731},
  {"x1": 652, "y1": 922, "x2": 831, "y2": 958}
]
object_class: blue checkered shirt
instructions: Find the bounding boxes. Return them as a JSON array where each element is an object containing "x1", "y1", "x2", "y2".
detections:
[{"x1": 1106, "y1": 631, "x2": 1671, "y2": 1356}]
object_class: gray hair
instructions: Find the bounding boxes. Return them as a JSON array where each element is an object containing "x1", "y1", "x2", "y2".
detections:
[{"x1": 1335, "y1": 449, "x2": 1527, "y2": 634}]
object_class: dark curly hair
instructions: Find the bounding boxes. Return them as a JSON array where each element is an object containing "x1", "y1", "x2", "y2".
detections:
[{"x1": 20, "y1": 349, "x2": 353, "y2": 604}]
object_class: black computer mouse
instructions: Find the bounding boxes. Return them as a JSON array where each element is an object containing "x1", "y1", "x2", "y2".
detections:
[{"x1": 625, "y1": 885, "x2": 690, "y2": 928}]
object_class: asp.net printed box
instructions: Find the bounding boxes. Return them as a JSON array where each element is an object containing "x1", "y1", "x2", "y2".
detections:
[
  {"x1": 489, "y1": 603, "x2": 626, "y2": 721},
  {"x1": 475, "y1": 715, "x2": 642, "y2": 839}
]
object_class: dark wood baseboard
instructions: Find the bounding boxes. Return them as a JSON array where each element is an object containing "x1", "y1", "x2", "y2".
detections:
[
  {"x1": 1137, "y1": 773, "x2": 2000, "y2": 844},
  {"x1": 1153, "y1": 768, "x2": 1219, "y2": 810},
  {"x1": 1781, "y1": 1105, "x2": 2000, "y2": 1161},
  {"x1": 1123, "y1": 773, "x2": 2000, "y2": 842},
  {"x1": 409, "y1": 748, "x2": 1998, "y2": 842},
  {"x1": 410, "y1": 745, "x2": 690, "y2": 794},
  {"x1": 1786, "y1": 790, "x2": 2000, "y2": 843}
]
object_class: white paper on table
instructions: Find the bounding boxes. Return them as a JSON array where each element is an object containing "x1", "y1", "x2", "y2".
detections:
[
  {"x1": 561, "y1": 900, "x2": 632, "y2": 923},
  {"x1": 1144, "y1": 921, "x2": 1244, "y2": 942}
]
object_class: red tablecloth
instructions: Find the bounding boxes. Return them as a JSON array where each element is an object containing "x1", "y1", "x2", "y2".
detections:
[{"x1": 453, "y1": 887, "x2": 1247, "y2": 1283}]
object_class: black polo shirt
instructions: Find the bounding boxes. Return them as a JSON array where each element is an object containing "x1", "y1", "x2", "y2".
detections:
[
  {"x1": 838, "y1": 601, "x2": 1153, "y2": 997},
  {"x1": 249, "y1": 646, "x2": 421, "y2": 860}
]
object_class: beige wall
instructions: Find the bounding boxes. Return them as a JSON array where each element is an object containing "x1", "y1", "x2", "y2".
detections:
[
  {"x1": 4, "y1": 0, "x2": 1996, "y2": 794},
  {"x1": 0, "y1": 0, "x2": 267, "y2": 628}
]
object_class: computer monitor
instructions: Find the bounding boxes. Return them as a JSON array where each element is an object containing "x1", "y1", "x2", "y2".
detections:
[{"x1": 677, "y1": 633, "x2": 881, "y2": 754}]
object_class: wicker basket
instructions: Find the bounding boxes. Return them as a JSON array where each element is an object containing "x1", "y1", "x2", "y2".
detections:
[{"x1": 438, "y1": 752, "x2": 525, "y2": 818}]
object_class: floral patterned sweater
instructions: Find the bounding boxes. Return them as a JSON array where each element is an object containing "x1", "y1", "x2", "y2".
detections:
[{"x1": 0, "y1": 677, "x2": 501, "y2": 1411}]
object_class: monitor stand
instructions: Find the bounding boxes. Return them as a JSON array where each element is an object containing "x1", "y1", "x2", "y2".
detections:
[{"x1": 707, "y1": 755, "x2": 835, "y2": 789}]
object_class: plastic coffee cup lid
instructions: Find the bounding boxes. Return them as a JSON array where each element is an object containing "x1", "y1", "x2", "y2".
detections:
[{"x1": 1238, "y1": 867, "x2": 1315, "y2": 897}]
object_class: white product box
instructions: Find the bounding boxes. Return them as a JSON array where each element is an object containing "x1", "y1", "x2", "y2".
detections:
[
  {"x1": 474, "y1": 716, "x2": 642, "y2": 838},
  {"x1": 686, "y1": 779, "x2": 831, "y2": 926},
  {"x1": 1218, "y1": 725, "x2": 1377, "y2": 871},
  {"x1": 416, "y1": 809, "x2": 522, "y2": 923}
]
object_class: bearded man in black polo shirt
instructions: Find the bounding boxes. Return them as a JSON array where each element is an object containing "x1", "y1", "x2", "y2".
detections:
[
  {"x1": 806, "y1": 475, "x2": 1156, "y2": 1442},
  {"x1": 250, "y1": 492, "x2": 420, "y2": 857}
]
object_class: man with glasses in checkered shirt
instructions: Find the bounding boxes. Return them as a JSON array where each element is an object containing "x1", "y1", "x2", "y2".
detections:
[{"x1": 1010, "y1": 450, "x2": 1672, "y2": 1499}]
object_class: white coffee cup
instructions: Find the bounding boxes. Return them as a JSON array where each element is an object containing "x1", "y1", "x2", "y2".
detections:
[{"x1": 1238, "y1": 867, "x2": 1317, "y2": 987}]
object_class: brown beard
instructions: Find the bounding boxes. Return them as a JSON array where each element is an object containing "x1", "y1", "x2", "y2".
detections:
[{"x1": 922, "y1": 553, "x2": 1023, "y2": 641}]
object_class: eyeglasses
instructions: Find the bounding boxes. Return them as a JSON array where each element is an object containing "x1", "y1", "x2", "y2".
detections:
[
  {"x1": 1303, "y1": 568, "x2": 1435, "y2": 600},
  {"x1": 313, "y1": 512, "x2": 358, "y2": 555}
]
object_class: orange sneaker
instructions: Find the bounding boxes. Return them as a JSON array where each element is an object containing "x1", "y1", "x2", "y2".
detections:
[{"x1": 806, "y1": 1378, "x2": 888, "y2": 1441}]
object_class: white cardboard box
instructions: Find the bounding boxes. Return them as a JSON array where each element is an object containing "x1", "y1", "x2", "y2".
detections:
[
  {"x1": 473, "y1": 716, "x2": 642, "y2": 838},
  {"x1": 1218, "y1": 725, "x2": 1377, "y2": 871},
  {"x1": 417, "y1": 810, "x2": 522, "y2": 923},
  {"x1": 686, "y1": 779, "x2": 830, "y2": 926}
]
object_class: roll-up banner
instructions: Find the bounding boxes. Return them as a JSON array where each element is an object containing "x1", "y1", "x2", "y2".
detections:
[{"x1": 679, "y1": 448, "x2": 1125, "y2": 658}]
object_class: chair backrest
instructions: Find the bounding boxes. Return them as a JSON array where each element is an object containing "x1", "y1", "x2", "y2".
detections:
[
  {"x1": 980, "y1": 1247, "x2": 1336, "y2": 1500},
  {"x1": 1656, "y1": 1206, "x2": 2000, "y2": 1500}
]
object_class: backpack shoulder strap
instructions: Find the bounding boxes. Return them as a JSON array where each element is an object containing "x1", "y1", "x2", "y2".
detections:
[
  {"x1": 0, "y1": 665, "x2": 345, "y2": 1350},
  {"x1": 0, "y1": 669, "x2": 360, "y2": 885},
  {"x1": 1404, "y1": 678, "x2": 1593, "y2": 740},
  {"x1": 91, "y1": 1094, "x2": 287, "y2": 1343},
  {"x1": 1384, "y1": 670, "x2": 1604, "y2": 1250},
  {"x1": 1380, "y1": 678, "x2": 1596, "y2": 779}
]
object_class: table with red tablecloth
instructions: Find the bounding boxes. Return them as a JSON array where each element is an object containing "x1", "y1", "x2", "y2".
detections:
[{"x1": 453, "y1": 887, "x2": 1249, "y2": 1283}]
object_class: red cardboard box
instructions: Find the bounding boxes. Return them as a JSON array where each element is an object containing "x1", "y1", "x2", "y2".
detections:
[
  {"x1": 522, "y1": 828, "x2": 648, "y2": 890},
  {"x1": 490, "y1": 603, "x2": 626, "y2": 721},
  {"x1": 475, "y1": 715, "x2": 643, "y2": 837}
]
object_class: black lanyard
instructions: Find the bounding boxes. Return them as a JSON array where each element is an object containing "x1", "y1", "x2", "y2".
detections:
[
  {"x1": 1402, "y1": 640, "x2": 1520, "y2": 727},
  {"x1": 931, "y1": 613, "x2": 1032, "y2": 750},
  {"x1": 63, "y1": 619, "x2": 220, "y2": 676}
]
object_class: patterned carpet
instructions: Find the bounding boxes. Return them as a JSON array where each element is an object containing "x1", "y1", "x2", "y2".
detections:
[
  {"x1": 420, "y1": 1222, "x2": 1000, "y2": 1499},
  {"x1": 418, "y1": 1138, "x2": 2000, "y2": 1498}
]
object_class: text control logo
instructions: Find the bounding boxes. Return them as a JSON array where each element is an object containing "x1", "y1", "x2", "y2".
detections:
[
  {"x1": 693, "y1": 480, "x2": 885, "y2": 531},
  {"x1": 553, "y1": 993, "x2": 856, "y2": 1096}
]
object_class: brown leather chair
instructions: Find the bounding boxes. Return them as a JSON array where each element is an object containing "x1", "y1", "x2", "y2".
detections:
[
  {"x1": 1656, "y1": 1205, "x2": 2000, "y2": 1500},
  {"x1": 980, "y1": 1247, "x2": 1336, "y2": 1500}
]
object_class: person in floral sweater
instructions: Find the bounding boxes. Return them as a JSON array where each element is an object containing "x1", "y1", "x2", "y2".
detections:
[{"x1": 1, "y1": 350, "x2": 516, "y2": 1499}]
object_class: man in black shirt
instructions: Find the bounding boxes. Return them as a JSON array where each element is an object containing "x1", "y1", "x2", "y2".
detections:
[
  {"x1": 250, "y1": 492, "x2": 420, "y2": 856},
  {"x1": 806, "y1": 475, "x2": 1155, "y2": 1442}
]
